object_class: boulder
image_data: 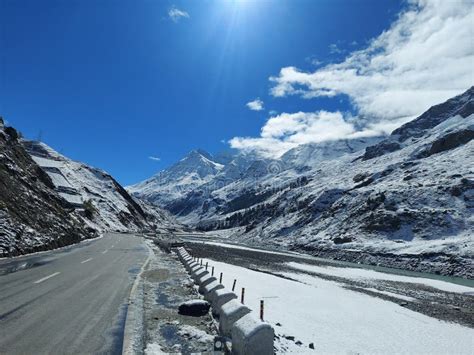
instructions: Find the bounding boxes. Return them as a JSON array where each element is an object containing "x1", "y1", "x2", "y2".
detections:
[{"x1": 178, "y1": 300, "x2": 210, "y2": 317}]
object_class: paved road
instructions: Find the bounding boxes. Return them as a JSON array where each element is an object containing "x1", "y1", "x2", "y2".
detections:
[{"x1": 0, "y1": 233, "x2": 149, "y2": 355}]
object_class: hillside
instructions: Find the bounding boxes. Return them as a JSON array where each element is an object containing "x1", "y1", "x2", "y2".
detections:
[
  {"x1": 24, "y1": 141, "x2": 177, "y2": 233},
  {"x1": 0, "y1": 120, "x2": 180, "y2": 257},
  {"x1": 0, "y1": 119, "x2": 93, "y2": 256}
]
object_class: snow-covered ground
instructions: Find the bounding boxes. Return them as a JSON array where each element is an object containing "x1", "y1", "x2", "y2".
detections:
[{"x1": 202, "y1": 257, "x2": 474, "y2": 354}]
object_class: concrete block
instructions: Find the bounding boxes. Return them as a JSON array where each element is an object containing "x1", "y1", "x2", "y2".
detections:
[
  {"x1": 197, "y1": 275, "x2": 217, "y2": 293},
  {"x1": 211, "y1": 289, "x2": 238, "y2": 316},
  {"x1": 188, "y1": 265, "x2": 204, "y2": 277},
  {"x1": 202, "y1": 281, "x2": 224, "y2": 298},
  {"x1": 231, "y1": 314, "x2": 274, "y2": 355},
  {"x1": 184, "y1": 260, "x2": 195, "y2": 271},
  {"x1": 186, "y1": 263, "x2": 198, "y2": 273},
  {"x1": 192, "y1": 268, "x2": 208, "y2": 282},
  {"x1": 219, "y1": 299, "x2": 251, "y2": 337},
  {"x1": 195, "y1": 272, "x2": 212, "y2": 285}
]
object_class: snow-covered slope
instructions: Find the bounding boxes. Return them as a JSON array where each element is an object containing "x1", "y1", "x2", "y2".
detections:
[
  {"x1": 24, "y1": 141, "x2": 177, "y2": 233},
  {"x1": 281, "y1": 137, "x2": 383, "y2": 169},
  {"x1": 0, "y1": 120, "x2": 93, "y2": 256}
]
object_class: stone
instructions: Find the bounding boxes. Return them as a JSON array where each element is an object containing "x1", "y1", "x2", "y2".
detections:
[{"x1": 178, "y1": 300, "x2": 210, "y2": 317}]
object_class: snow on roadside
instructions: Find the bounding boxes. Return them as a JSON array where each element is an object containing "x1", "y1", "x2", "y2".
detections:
[
  {"x1": 144, "y1": 343, "x2": 164, "y2": 355},
  {"x1": 177, "y1": 325, "x2": 215, "y2": 344},
  {"x1": 203, "y1": 258, "x2": 474, "y2": 354},
  {"x1": 286, "y1": 262, "x2": 474, "y2": 294}
]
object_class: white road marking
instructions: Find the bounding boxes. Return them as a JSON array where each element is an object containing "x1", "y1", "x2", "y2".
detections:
[
  {"x1": 102, "y1": 249, "x2": 108, "y2": 254},
  {"x1": 81, "y1": 258, "x2": 93, "y2": 264},
  {"x1": 33, "y1": 272, "x2": 61, "y2": 284}
]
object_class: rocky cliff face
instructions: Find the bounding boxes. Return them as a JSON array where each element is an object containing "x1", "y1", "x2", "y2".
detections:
[{"x1": 0, "y1": 119, "x2": 93, "y2": 257}]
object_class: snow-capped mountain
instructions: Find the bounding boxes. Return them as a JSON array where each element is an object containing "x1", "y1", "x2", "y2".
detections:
[
  {"x1": 128, "y1": 149, "x2": 260, "y2": 219},
  {"x1": 24, "y1": 141, "x2": 177, "y2": 233},
  {"x1": 128, "y1": 149, "x2": 224, "y2": 206}
]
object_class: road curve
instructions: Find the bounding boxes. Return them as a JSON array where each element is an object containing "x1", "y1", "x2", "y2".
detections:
[{"x1": 0, "y1": 233, "x2": 149, "y2": 355}]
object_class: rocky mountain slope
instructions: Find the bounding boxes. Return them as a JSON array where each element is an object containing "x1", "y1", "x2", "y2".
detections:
[
  {"x1": 130, "y1": 88, "x2": 474, "y2": 277},
  {"x1": 23, "y1": 141, "x2": 178, "y2": 233},
  {"x1": 0, "y1": 119, "x2": 92, "y2": 256},
  {"x1": 0, "y1": 119, "x2": 180, "y2": 257}
]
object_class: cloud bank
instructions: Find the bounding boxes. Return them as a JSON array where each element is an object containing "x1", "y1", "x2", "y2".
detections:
[{"x1": 231, "y1": 0, "x2": 474, "y2": 157}]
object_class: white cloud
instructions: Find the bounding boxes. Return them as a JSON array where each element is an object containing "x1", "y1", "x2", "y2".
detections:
[
  {"x1": 168, "y1": 6, "x2": 189, "y2": 22},
  {"x1": 246, "y1": 98, "x2": 264, "y2": 111},
  {"x1": 270, "y1": 0, "x2": 473, "y2": 123},
  {"x1": 231, "y1": 0, "x2": 473, "y2": 157},
  {"x1": 230, "y1": 111, "x2": 361, "y2": 158},
  {"x1": 149, "y1": 156, "x2": 161, "y2": 161}
]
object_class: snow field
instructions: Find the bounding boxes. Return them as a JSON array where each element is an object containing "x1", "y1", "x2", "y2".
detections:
[{"x1": 202, "y1": 258, "x2": 474, "y2": 354}]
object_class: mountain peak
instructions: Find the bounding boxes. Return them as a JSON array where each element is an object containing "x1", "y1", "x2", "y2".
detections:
[{"x1": 187, "y1": 149, "x2": 212, "y2": 160}]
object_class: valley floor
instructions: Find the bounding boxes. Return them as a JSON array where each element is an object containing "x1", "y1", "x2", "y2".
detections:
[{"x1": 187, "y1": 240, "x2": 474, "y2": 354}]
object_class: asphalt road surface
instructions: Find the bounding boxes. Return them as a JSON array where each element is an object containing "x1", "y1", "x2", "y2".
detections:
[{"x1": 0, "y1": 233, "x2": 149, "y2": 355}]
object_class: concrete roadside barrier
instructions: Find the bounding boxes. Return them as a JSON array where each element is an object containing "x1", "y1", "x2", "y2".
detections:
[
  {"x1": 190, "y1": 265, "x2": 204, "y2": 276},
  {"x1": 196, "y1": 272, "x2": 212, "y2": 286},
  {"x1": 185, "y1": 261, "x2": 198, "y2": 272},
  {"x1": 189, "y1": 264, "x2": 202, "y2": 274},
  {"x1": 202, "y1": 280, "x2": 224, "y2": 299},
  {"x1": 179, "y1": 251, "x2": 190, "y2": 258},
  {"x1": 182, "y1": 256, "x2": 192, "y2": 264},
  {"x1": 231, "y1": 313, "x2": 274, "y2": 355},
  {"x1": 179, "y1": 254, "x2": 191, "y2": 262},
  {"x1": 191, "y1": 268, "x2": 209, "y2": 285},
  {"x1": 197, "y1": 275, "x2": 217, "y2": 294},
  {"x1": 219, "y1": 299, "x2": 251, "y2": 337},
  {"x1": 210, "y1": 289, "x2": 238, "y2": 316},
  {"x1": 183, "y1": 256, "x2": 194, "y2": 264}
]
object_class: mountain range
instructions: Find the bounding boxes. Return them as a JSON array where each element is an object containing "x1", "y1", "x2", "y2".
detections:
[{"x1": 129, "y1": 87, "x2": 474, "y2": 277}]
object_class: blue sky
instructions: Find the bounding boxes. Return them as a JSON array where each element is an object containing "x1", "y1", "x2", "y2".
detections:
[{"x1": 1, "y1": 0, "x2": 471, "y2": 185}]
